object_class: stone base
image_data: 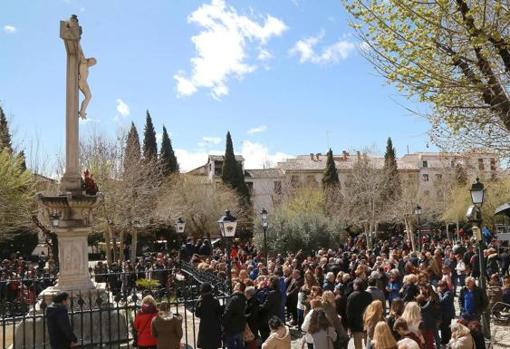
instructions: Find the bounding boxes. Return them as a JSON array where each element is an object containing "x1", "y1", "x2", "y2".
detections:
[
  {"x1": 11, "y1": 307, "x2": 129, "y2": 349},
  {"x1": 37, "y1": 283, "x2": 107, "y2": 312}
]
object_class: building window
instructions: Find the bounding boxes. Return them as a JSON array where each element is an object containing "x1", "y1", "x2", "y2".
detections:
[
  {"x1": 435, "y1": 174, "x2": 442, "y2": 181},
  {"x1": 478, "y1": 158, "x2": 485, "y2": 171},
  {"x1": 291, "y1": 175, "x2": 299, "y2": 186},
  {"x1": 450, "y1": 160, "x2": 455, "y2": 168},
  {"x1": 422, "y1": 161, "x2": 428, "y2": 168},
  {"x1": 490, "y1": 158, "x2": 497, "y2": 171},
  {"x1": 422, "y1": 174, "x2": 429, "y2": 182},
  {"x1": 424, "y1": 190, "x2": 430, "y2": 197},
  {"x1": 274, "y1": 181, "x2": 282, "y2": 194}
]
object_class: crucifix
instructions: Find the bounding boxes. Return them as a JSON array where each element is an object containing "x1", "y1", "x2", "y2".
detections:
[{"x1": 59, "y1": 15, "x2": 96, "y2": 195}]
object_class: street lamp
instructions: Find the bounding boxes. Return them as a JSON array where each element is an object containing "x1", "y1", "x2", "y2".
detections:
[
  {"x1": 260, "y1": 208, "x2": 269, "y2": 266},
  {"x1": 175, "y1": 217, "x2": 186, "y2": 252},
  {"x1": 50, "y1": 211, "x2": 60, "y2": 228},
  {"x1": 218, "y1": 210, "x2": 237, "y2": 293},
  {"x1": 466, "y1": 177, "x2": 490, "y2": 339},
  {"x1": 470, "y1": 177, "x2": 485, "y2": 205},
  {"x1": 414, "y1": 205, "x2": 422, "y2": 251},
  {"x1": 175, "y1": 217, "x2": 186, "y2": 234}
]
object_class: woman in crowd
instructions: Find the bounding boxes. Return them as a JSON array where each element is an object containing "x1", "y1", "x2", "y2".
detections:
[
  {"x1": 449, "y1": 322, "x2": 475, "y2": 349},
  {"x1": 393, "y1": 318, "x2": 422, "y2": 349},
  {"x1": 301, "y1": 299, "x2": 323, "y2": 349},
  {"x1": 401, "y1": 302, "x2": 423, "y2": 341},
  {"x1": 400, "y1": 275, "x2": 419, "y2": 302},
  {"x1": 133, "y1": 295, "x2": 158, "y2": 349},
  {"x1": 302, "y1": 308, "x2": 337, "y2": 349},
  {"x1": 387, "y1": 299, "x2": 405, "y2": 340},
  {"x1": 261, "y1": 316, "x2": 291, "y2": 349},
  {"x1": 363, "y1": 300, "x2": 385, "y2": 349},
  {"x1": 387, "y1": 271, "x2": 402, "y2": 306},
  {"x1": 322, "y1": 290, "x2": 348, "y2": 349},
  {"x1": 151, "y1": 301, "x2": 183, "y2": 349},
  {"x1": 195, "y1": 283, "x2": 223, "y2": 349},
  {"x1": 371, "y1": 321, "x2": 398, "y2": 349}
]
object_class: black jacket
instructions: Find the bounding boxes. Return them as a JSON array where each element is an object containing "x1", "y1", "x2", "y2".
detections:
[
  {"x1": 223, "y1": 292, "x2": 246, "y2": 336},
  {"x1": 46, "y1": 303, "x2": 77, "y2": 349},
  {"x1": 401, "y1": 283, "x2": 419, "y2": 302},
  {"x1": 346, "y1": 290, "x2": 372, "y2": 332},
  {"x1": 195, "y1": 293, "x2": 223, "y2": 348},
  {"x1": 261, "y1": 289, "x2": 281, "y2": 321},
  {"x1": 245, "y1": 296, "x2": 261, "y2": 338}
]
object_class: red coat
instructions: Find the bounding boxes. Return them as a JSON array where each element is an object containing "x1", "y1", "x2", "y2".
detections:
[{"x1": 134, "y1": 304, "x2": 158, "y2": 347}]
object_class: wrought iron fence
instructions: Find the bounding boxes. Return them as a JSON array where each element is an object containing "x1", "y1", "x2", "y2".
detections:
[{"x1": 0, "y1": 265, "x2": 229, "y2": 349}]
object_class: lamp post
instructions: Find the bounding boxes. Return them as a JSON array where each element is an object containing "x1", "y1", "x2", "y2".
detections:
[
  {"x1": 466, "y1": 177, "x2": 491, "y2": 339},
  {"x1": 218, "y1": 210, "x2": 237, "y2": 294},
  {"x1": 414, "y1": 205, "x2": 422, "y2": 251},
  {"x1": 260, "y1": 208, "x2": 269, "y2": 266},
  {"x1": 175, "y1": 217, "x2": 186, "y2": 251},
  {"x1": 50, "y1": 211, "x2": 60, "y2": 228}
]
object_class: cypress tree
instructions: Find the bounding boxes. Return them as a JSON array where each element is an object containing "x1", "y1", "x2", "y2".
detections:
[
  {"x1": 383, "y1": 137, "x2": 401, "y2": 199},
  {"x1": 124, "y1": 122, "x2": 141, "y2": 174},
  {"x1": 322, "y1": 148, "x2": 340, "y2": 188},
  {"x1": 0, "y1": 106, "x2": 12, "y2": 153},
  {"x1": 159, "y1": 126, "x2": 179, "y2": 175},
  {"x1": 143, "y1": 110, "x2": 157, "y2": 161},
  {"x1": 222, "y1": 132, "x2": 250, "y2": 201},
  {"x1": 18, "y1": 150, "x2": 27, "y2": 172}
]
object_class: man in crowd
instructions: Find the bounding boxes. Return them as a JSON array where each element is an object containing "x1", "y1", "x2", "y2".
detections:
[{"x1": 47, "y1": 292, "x2": 77, "y2": 349}]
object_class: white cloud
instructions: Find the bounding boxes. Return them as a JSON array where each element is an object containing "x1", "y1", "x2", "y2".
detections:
[
  {"x1": 3, "y1": 25, "x2": 16, "y2": 34},
  {"x1": 176, "y1": 149, "x2": 223, "y2": 172},
  {"x1": 114, "y1": 98, "x2": 130, "y2": 121},
  {"x1": 175, "y1": 0, "x2": 287, "y2": 99},
  {"x1": 247, "y1": 125, "x2": 267, "y2": 135},
  {"x1": 175, "y1": 141, "x2": 292, "y2": 172},
  {"x1": 241, "y1": 140, "x2": 293, "y2": 169},
  {"x1": 290, "y1": 32, "x2": 355, "y2": 64},
  {"x1": 257, "y1": 49, "x2": 272, "y2": 61}
]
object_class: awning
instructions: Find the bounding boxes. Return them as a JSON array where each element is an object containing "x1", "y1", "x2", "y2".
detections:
[{"x1": 495, "y1": 203, "x2": 510, "y2": 217}]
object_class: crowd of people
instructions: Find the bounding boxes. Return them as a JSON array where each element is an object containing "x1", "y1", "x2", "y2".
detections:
[
  {"x1": 4, "y1": 230, "x2": 510, "y2": 349},
  {"x1": 176, "y1": 231, "x2": 510, "y2": 349}
]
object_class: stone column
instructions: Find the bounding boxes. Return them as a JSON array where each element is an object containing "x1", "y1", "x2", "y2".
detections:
[
  {"x1": 55, "y1": 227, "x2": 95, "y2": 291},
  {"x1": 59, "y1": 18, "x2": 82, "y2": 195}
]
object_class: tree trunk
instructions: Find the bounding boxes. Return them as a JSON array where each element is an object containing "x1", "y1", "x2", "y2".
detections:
[
  {"x1": 405, "y1": 217, "x2": 416, "y2": 252},
  {"x1": 104, "y1": 224, "x2": 113, "y2": 266},
  {"x1": 119, "y1": 230, "x2": 125, "y2": 263},
  {"x1": 130, "y1": 229, "x2": 138, "y2": 267}
]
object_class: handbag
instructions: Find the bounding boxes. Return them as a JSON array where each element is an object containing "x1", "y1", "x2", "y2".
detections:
[{"x1": 243, "y1": 323, "x2": 255, "y2": 342}]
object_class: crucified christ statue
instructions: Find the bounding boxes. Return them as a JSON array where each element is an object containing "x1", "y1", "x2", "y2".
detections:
[{"x1": 78, "y1": 48, "x2": 96, "y2": 120}]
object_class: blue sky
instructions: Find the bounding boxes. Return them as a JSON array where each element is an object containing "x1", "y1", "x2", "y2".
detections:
[{"x1": 0, "y1": 0, "x2": 433, "y2": 173}]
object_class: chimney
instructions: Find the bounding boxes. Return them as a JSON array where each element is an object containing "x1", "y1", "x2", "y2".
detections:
[
  {"x1": 310, "y1": 153, "x2": 315, "y2": 161},
  {"x1": 316, "y1": 153, "x2": 321, "y2": 161}
]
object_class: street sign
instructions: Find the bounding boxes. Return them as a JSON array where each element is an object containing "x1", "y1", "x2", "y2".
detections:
[{"x1": 498, "y1": 233, "x2": 510, "y2": 241}]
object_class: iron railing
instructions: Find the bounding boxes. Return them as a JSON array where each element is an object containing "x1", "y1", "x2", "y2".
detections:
[{"x1": 0, "y1": 265, "x2": 229, "y2": 349}]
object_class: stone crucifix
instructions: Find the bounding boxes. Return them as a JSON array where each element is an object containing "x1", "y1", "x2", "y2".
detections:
[{"x1": 59, "y1": 15, "x2": 96, "y2": 194}]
